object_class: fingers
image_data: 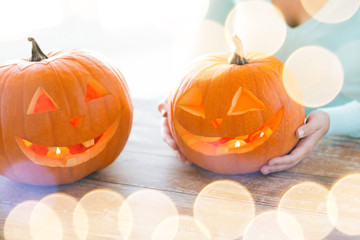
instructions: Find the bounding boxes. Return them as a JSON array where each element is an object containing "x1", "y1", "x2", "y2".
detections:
[
  {"x1": 158, "y1": 97, "x2": 169, "y2": 117},
  {"x1": 296, "y1": 110, "x2": 329, "y2": 138},
  {"x1": 262, "y1": 131, "x2": 321, "y2": 174},
  {"x1": 261, "y1": 162, "x2": 296, "y2": 175},
  {"x1": 161, "y1": 118, "x2": 177, "y2": 150},
  {"x1": 160, "y1": 117, "x2": 192, "y2": 165},
  {"x1": 296, "y1": 120, "x2": 316, "y2": 138},
  {"x1": 175, "y1": 150, "x2": 192, "y2": 165}
]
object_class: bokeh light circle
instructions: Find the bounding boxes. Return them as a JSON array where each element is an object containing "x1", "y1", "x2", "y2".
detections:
[
  {"x1": 4, "y1": 200, "x2": 38, "y2": 240},
  {"x1": 225, "y1": 1, "x2": 287, "y2": 56},
  {"x1": 73, "y1": 188, "x2": 127, "y2": 240},
  {"x1": 30, "y1": 201, "x2": 63, "y2": 240},
  {"x1": 283, "y1": 45, "x2": 344, "y2": 107},
  {"x1": 152, "y1": 215, "x2": 210, "y2": 240},
  {"x1": 172, "y1": 19, "x2": 229, "y2": 72},
  {"x1": 243, "y1": 210, "x2": 304, "y2": 240},
  {"x1": 327, "y1": 174, "x2": 360, "y2": 235},
  {"x1": 301, "y1": 0, "x2": 360, "y2": 24},
  {"x1": 193, "y1": 180, "x2": 255, "y2": 239},
  {"x1": 120, "y1": 189, "x2": 178, "y2": 239},
  {"x1": 279, "y1": 182, "x2": 333, "y2": 240},
  {"x1": 38, "y1": 193, "x2": 79, "y2": 239}
]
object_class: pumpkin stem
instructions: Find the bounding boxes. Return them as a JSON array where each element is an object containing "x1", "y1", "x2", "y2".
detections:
[
  {"x1": 28, "y1": 37, "x2": 48, "y2": 62},
  {"x1": 229, "y1": 34, "x2": 248, "y2": 65}
]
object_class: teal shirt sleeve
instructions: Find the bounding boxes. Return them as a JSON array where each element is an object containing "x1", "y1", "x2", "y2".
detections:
[{"x1": 319, "y1": 101, "x2": 360, "y2": 138}]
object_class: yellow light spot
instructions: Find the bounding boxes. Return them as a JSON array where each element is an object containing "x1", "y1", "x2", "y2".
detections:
[
  {"x1": 278, "y1": 182, "x2": 333, "y2": 240},
  {"x1": 120, "y1": 189, "x2": 178, "y2": 239},
  {"x1": 56, "y1": 147, "x2": 61, "y2": 155},
  {"x1": 263, "y1": 126, "x2": 273, "y2": 137},
  {"x1": 260, "y1": 132, "x2": 264, "y2": 138},
  {"x1": 327, "y1": 174, "x2": 360, "y2": 235},
  {"x1": 283, "y1": 46, "x2": 343, "y2": 108},
  {"x1": 235, "y1": 141, "x2": 241, "y2": 148},
  {"x1": 152, "y1": 215, "x2": 210, "y2": 240},
  {"x1": 225, "y1": 1, "x2": 287, "y2": 56},
  {"x1": 73, "y1": 189, "x2": 127, "y2": 240},
  {"x1": 301, "y1": 0, "x2": 360, "y2": 24},
  {"x1": 193, "y1": 180, "x2": 255, "y2": 239},
  {"x1": 243, "y1": 210, "x2": 304, "y2": 240},
  {"x1": 24, "y1": 139, "x2": 32, "y2": 147}
]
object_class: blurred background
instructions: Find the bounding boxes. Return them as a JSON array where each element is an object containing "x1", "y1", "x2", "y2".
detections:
[
  {"x1": 0, "y1": 0, "x2": 358, "y2": 106},
  {"x1": 0, "y1": 0, "x2": 228, "y2": 99}
]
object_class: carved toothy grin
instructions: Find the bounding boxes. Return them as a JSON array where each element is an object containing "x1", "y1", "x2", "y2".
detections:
[
  {"x1": 16, "y1": 118, "x2": 120, "y2": 167},
  {"x1": 174, "y1": 108, "x2": 284, "y2": 155}
]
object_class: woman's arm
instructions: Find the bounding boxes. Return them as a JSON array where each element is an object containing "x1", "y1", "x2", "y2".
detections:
[{"x1": 319, "y1": 100, "x2": 360, "y2": 138}]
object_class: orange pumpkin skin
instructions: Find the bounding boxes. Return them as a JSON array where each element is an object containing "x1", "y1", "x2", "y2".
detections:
[
  {"x1": 168, "y1": 53, "x2": 305, "y2": 174},
  {"x1": 0, "y1": 48, "x2": 133, "y2": 185}
]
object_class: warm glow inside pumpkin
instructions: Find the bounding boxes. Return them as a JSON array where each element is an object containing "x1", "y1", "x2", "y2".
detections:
[
  {"x1": 167, "y1": 36, "x2": 304, "y2": 174},
  {"x1": 174, "y1": 85, "x2": 284, "y2": 155},
  {"x1": 0, "y1": 38, "x2": 133, "y2": 185},
  {"x1": 16, "y1": 77, "x2": 121, "y2": 168}
]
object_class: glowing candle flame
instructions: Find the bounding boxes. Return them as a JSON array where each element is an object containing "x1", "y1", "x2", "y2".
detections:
[
  {"x1": 235, "y1": 141, "x2": 241, "y2": 148},
  {"x1": 56, "y1": 148, "x2": 61, "y2": 155}
]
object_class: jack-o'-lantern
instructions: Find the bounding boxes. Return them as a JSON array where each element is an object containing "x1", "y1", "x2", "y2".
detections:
[
  {"x1": 0, "y1": 38, "x2": 133, "y2": 185},
  {"x1": 167, "y1": 36, "x2": 305, "y2": 174}
]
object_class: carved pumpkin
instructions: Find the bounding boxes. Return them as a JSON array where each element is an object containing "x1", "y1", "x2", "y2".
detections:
[
  {"x1": 0, "y1": 38, "x2": 133, "y2": 185},
  {"x1": 167, "y1": 36, "x2": 305, "y2": 174}
]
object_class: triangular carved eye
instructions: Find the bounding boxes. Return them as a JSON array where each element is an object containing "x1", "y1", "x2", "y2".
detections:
[
  {"x1": 27, "y1": 87, "x2": 59, "y2": 114},
  {"x1": 85, "y1": 77, "x2": 110, "y2": 102},
  {"x1": 177, "y1": 86, "x2": 205, "y2": 118},
  {"x1": 227, "y1": 87, "x2": 266, "y2": 115}
]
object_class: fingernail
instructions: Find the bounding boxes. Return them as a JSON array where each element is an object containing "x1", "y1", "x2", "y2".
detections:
[
  {"x1": 298, "y1": 129, "x2": 304, "y2": 138},
  {"x1": 262, "y1": 169, "x2": 269, "y2": 175},
  {"x1": 160, "y1": 109, "x2": 166, "y2": 117}
]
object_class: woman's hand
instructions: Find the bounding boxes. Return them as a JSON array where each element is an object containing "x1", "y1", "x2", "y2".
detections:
[
  {"x1": 260, "y1": 110, "x2": 330, "y2": 175},
  {"x1": 158, "y1": 99, "x2": 192, "y2": 165}
]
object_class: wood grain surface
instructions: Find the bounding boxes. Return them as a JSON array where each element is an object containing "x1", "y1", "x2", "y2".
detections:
[{"x1": 0, "y1": 98, "x2": 359, "y2": 239}]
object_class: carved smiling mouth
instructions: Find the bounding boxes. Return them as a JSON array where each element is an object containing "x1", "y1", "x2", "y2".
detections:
[
  {"x1": 16, "y1": 118, "x2": 120, "y2": 167},
  {"x1": 175, "y1": 108, "x2": 284, "y2": 156}
]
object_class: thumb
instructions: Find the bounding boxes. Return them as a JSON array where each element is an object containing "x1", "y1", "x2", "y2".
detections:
[
  {"x1": 158, "y1": 99, "x2": 169, "y2": 117},
  {"x1": 296, "y1": 120, "x2": 316, "y2": 138}
]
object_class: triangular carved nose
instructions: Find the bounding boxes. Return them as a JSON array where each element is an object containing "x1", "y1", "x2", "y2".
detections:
[
  {"x1": 211, "y1": 118, "x2": 223, "y2": 128},
  {"x1": 68, "y1": 116, "x2": 83, "y2": 128}
]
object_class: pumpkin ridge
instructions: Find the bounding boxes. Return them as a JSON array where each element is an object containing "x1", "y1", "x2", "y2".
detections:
[
  {"x1": 0, "y1": 69, "x2": 15, "y2": 173},
  {"x1": 49, "y1": 60, "x2": 82, "y2": 118},
  {"x1": 57, "y1": 57, "x2": 118, "y2": 140},
  {"x1": 72, "y1": 57, "x2": 123, "y2": 133},
  {"x1": 168, "y1": 36, "x2": 304, "y2": 174},
  {"x1": 0, "y1": 39, "x2": 133, "y2": 185}
]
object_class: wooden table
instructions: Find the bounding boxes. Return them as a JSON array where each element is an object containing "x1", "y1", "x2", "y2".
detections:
[{"x1": 1, "y1": 98, "x2": 360, "y2": 239}]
